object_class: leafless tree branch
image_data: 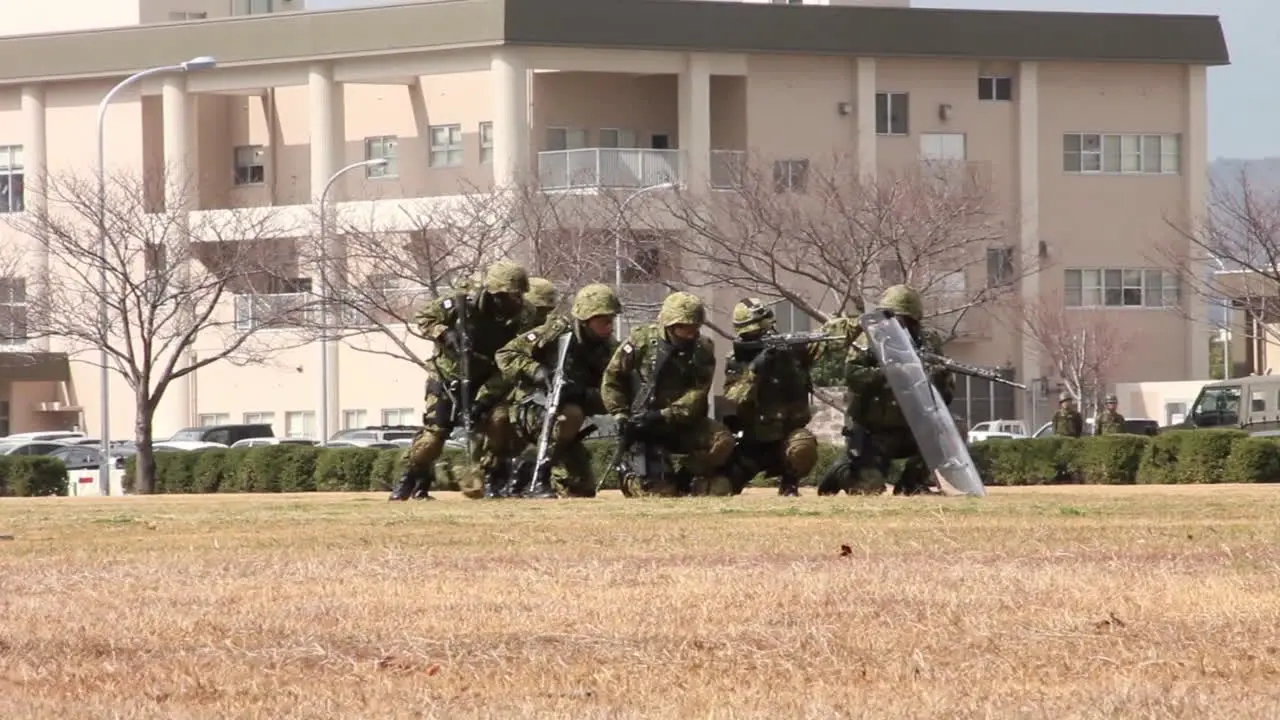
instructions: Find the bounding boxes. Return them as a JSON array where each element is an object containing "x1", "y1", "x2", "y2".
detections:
[{"x1": 1019, "y1": 292, "x2": 1134, "y2": 414}]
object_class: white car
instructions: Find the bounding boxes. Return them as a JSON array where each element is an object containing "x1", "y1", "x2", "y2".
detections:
[
  {"x1": 229, "y1": 437, "x2": 318, "y2": 449},
  {"x1": 966, "y1": 420, "x2": 1029, "y2": 443},
  {"x1": 153, "y1": 440, "x2": 228, "y2": 452},
  {"x1": 1, "y1": 431, "x2": 87, "y2": 443}
]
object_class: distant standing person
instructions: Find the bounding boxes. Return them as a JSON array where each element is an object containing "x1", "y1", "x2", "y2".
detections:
[
  {"x1": 1094, "y1": 394, "x2": 1126, "y2": 435},
  {"x1": 1052, "y1": 393, "x2": 1084, "y2": 438}
]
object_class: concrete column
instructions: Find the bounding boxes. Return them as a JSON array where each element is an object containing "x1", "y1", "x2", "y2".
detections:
[
  {"x1": 1184, "y1": 64, "x2": 1210, "y2": 380},
  {"x1": 1016, "y1": 61, "x2": 1040, "y2": 420},
  {"x1": 308, "y1": 62, "x2": 345, "y2": 441},
  {"x1": 854, "y1": 58, "x2": 877, "y2": 179},
  {"x1": 21, "y1": 85, "x2": 49, "y2": 352},
  {"x1": 678, "y1": 53, "x2": 711, "y2": 188},
  {"x1": 490, "y1": 49, "x2": 530, "y2": 187},
  {"x1": 161, "y1": 75, "x2": 196, "y2": 433}
]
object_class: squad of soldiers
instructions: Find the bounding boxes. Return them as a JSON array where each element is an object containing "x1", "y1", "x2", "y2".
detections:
[{"x1": 388, "y1": 260, "x2": 979, "y2": 501}]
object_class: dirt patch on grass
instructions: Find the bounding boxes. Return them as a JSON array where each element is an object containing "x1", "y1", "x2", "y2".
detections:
[{"x1": 2, "y1": 487, "x2": 1280, "y2": 717}]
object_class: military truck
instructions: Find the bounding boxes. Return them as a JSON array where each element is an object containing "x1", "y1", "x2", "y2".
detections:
[{"x1": 1166, "y1": 375, "x2": 1280, "y2": 435}]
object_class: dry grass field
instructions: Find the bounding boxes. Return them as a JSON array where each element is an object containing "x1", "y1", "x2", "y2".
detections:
[{"x1": 2, "y1": 486, "x2": 1280, "y2": 719}]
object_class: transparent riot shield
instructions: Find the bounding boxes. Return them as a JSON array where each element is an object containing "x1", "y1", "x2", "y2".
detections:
[{"x1": 857, "y1": 310, "x2": 986, "y2": 497}]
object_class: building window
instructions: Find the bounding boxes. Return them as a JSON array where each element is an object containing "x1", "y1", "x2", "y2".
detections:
[
  {"x1": 381, "y1": 408, "x2": 416, "y2": 426},
  {"x1": 986, "y1": 247, "x2": 1015, "y2": 288},
  {"x1": 773, "y1": 159, "x2": 809, "y2": 193},
  {"x1": 284, "y1": 411, "x2": 316, "y2": 439},
  {"x1": 0, "y1": 145, "x2": 23, "y2": 214},
  {"x1": 479, "y1": 122, "x2": 493, "y2": 165},
  {"x1": 771, "y1": 300, "x2": 813, "y2": 333},
  {"x1": 239, "y1": 0, "x2": 273, "y2": 14},
  {"x1": 1064, "y1": 268, "x2": 1181, "y2": 308},
  {"x1": 599, "y1": 128, "x2": 638, "y2": 148},
  {"x1": 364, "y1": 135, "x2": 398, "y2": 177},
  {"x1": 545, "y1": 127, "x2": 587, "y2": 151},
  {"x1": 978, "y1": 76, "x2": 1013, "y2": 101},
  {"x1": 233, "y1": 145, "x2": 265, "y2": 186},
  {"x1": 0, "y1": 400, "x2": 9, "y2": 437},
  {"x1": 875, "y1": 92, "x2": 909, "y2": 136},
  {"x1": 342, "y1": 409, "x2": 367, "y2": 429},
  {"x1": 920, "y1": 133, "x2": 966, "y2": 161},
  {"x1": 198, "y1": 413, "x2": 230, "y2": 426},
  {"x1": 242, "y1": 411, "x2": 275, "y2": 425},
  {"x1": 168, "y1": 11, "x2": 208, "y2": 20},
  {"x1": 428, "y1": 125, "x2": 463, "y2": 168},
  {"x1": 0, "y1": 277, "x2": 27, "y2": 344},
  {"x1": 1062, "y1": 133, "x2": 1181, "y2": 175}
]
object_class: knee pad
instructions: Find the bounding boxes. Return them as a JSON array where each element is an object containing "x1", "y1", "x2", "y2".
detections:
[{"x1": 784, "y1": 429, "x2": 819, "y2": 477}]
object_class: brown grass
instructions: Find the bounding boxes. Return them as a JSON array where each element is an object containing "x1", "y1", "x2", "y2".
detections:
[{"x1": 3, "y1": 485, "x2": 1280, "y2": 718}]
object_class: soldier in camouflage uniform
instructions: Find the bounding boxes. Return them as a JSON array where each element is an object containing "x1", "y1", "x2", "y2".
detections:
[
  {"x1": 721, "y1": 298, "x2": 853, "y2": 496},
  {"x1": 1093, "y1": 394, "x2": 1125, "y2": 435},
  {"x1": 486, "y1": 283, "x2": 622, "y2": 499},
  {"x1": 521, "y1": 277, "x2": 558, "y2": 330},
  {"x1": 837, "y1": 285, "x2": 955, "y2": 496},
  {"x1": 1052, "y1": 393, "x2": 1084, "y2": 438},
  {"x1": 601, "y1": 291, "x2": 735, "y2": 497},
  {"x1": 388, "y1": 260, "x2": 530, "y2": 501}
]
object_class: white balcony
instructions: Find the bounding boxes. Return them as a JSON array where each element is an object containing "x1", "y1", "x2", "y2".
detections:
[
  {"x1": 538, "y1": 149, "x2": 683, "y2": 190},
  {"x1": 234, "y1": 293, "x2": 317, "y2": 331}
]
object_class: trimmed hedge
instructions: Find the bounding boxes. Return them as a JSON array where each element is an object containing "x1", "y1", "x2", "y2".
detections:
[
  {"x1": 117, "y1": 429, "x2": 1280, "y2": 494},
  {"x1": 0, "y1": 456, "x2": 69, "y2": 497}
]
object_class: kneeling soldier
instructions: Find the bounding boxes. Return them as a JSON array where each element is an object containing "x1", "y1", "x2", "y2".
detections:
[
  {"x1": 601, "y1": 291, "x2": 735, "y2": 497},
  {"x1": 493, "y1": 283, "x2": 622, "y2": 498},
  {"x1": 722, "y1": 298, "x2": 852, "y2": 496}
]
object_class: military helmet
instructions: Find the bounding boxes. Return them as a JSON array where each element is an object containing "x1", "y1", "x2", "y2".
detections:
[
  {"x1": 879, "y1": 284, "x2": 924, "y2": 322},
  {"x1": 1105, "y1": 394, "x2": 1118, "y2": 405},
  {"x1": 525, "y1": 277, "x2": 558, "y2": 309},
  {"x1": 731, "y1": 298, "x2": 776, "y2": 337},
  {"x1": 483, "y1": 260, "x2": 530, "y2": 295},
  {"x1": 571, "y1": 283, "x2": 622, "y2": 321},
  {"x1": 1059, "y1": 392, "x2": 1073, "y2": 403},
  {"x1": 657, "y1": 291, "x2": 706, "y2": 327}
]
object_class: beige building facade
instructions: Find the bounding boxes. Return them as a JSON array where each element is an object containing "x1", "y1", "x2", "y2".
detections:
[{"x1": 0, "y1": 0, "x2": 1229, "y2": 440}]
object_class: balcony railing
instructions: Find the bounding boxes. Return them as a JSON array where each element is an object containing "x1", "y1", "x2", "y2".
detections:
[
  {"x1": 710, "y1": 150, "x2": 746, "y2": 189},
  {"x1": 538, "y1": 149, "x2": 683, "y2": 190},
  {"x1": 234, "y1": 292, "x2": 318, "y2": 331}
]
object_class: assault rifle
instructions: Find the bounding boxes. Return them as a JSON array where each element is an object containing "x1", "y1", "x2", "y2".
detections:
[
  {"x1": 920, "y1": 352, "x2": 1028, "y2": 390},
  {"x1": 732, "y1": 330, "x2": 845, "y2": 351},
  {"x1": 528, "y1": 332, "x2": 572, "y2": 498},
  {"x1": 599, "y1": 340, "x2": 678, "y2": 493},
  {"x1": 455, "y1": 292, "x2": 475, "y2": 457}
]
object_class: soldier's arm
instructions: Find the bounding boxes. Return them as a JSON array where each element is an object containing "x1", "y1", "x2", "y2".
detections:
[
  {"x1": 414, "y1": 294, "x2": 461, "y2": 343},
  {"x1": 663, "y1": 339, "x2": 716, "y2": 423},
  {"x1": 807, "y1": 316, "x2": 854, "y2": 364},
  {"x1": 495, "y1": 325, "x2": 553, "y2": 385},
  {"x1": 473, "y1": 332, "x2": 534, "y2": 408},
  {"x1": 722, "y1": 355, "x2": 759, "y2": 408},
  {"x1": 600, "y1": 333, "x2": 637, "y2": 416}
]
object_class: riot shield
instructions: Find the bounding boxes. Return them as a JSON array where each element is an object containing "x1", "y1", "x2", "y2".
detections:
[{"x1": 857, "y1": 310, "x2": 986, "y2": 497}]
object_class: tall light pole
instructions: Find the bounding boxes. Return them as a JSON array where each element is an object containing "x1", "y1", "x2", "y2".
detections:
[
  {"x1": 317, "y1": 158, "x2": 387, "y2": 445},
  {"x1": 612, "y1": 181, "x2": 676, "y2": 339},
  {"x1": 1210, "y1": 255, "x2": 1230, "y2": 379},
  {"x1": 95, "y1": 55, "x2": 216, "y2": 496}
]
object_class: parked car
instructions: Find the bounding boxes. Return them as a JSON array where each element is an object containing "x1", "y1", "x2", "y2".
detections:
[
  {"x1": 328, "y1": 425, "x2": 422, "y2": 447},
  {"x1": 167, "y1": 423, "x2": 273, "y2": 447},
  {"x1": 325, "y1": 440, "x2": 400, "y2": 450},
  {"x1": 1, "y1": 431, "x2": 87, "y2": 443},
  {"x1": 229, "y1": 437, "x2": 317, "y2": 449},
  {"x1": 49, "y1": 444, "x2": 136, "y2": 471},
  {"x1": 153, "y1": 441, "x2": 228, "y2": 452},
  {"x1": 0, "y1": 440, "x2": 70, "y2": 456},
  {"x1": 967, "y1": 420, "x2": 1029, "y2": 443}
]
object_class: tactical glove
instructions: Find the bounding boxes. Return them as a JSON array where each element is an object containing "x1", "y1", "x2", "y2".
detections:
[
  {"x1": 634, "y1": 409, "x2": 665, "y2": 431},
  {"x1": 441, "y1": 329, "x2": 462, "y2": 353}
]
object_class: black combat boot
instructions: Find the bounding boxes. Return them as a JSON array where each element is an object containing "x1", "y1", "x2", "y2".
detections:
[
  {"x1": 482, "y1": 461, "x2": 510, "y2": 499},
  {"x1": 410, "y1": 466, "x2": 436, "y2": 500},
  {"x1": 389, "y1": 471, "x2": 418, "y2": 502},
  {"x1": 522, "y1": 464, "x2": 557, "y2": 499},
  {"x1": 504, "y1": 459, "x2": 532, "y2": 498},
  {"x1": 778, "y1": 473, "x2": 801, "y2": 497}
]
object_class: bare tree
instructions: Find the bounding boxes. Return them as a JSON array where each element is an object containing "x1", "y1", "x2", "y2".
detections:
[
  {"x1": 643, "y1": 152, "x2": 1025, "y2": 339},
  {"x1": 1162, "y1": 165, "x2": 1280, "y2": 349},
  {"x1": 308, "y1": 180, "x2": 617, "y2": 368},
  {"x1": 11, "y1": 170, "x2": 307, "y2": 493},
  {"x1": 1020, "y1": 294, "x2": 1134, "y2": 412}
]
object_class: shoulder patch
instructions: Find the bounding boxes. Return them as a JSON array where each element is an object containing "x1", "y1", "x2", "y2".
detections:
[
  {"x1": 525, "y1": 332, "x2": 538, "y2": 342},
  {"x1": 442, "y1": 298, "x2": 454, "y2": 310},
  {"x1": 621, "y1": 342, "x2": 634, "y2": 354}
]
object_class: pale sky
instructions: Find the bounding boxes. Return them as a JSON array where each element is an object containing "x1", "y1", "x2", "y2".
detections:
[{"x1": 307, "y1": 0, "x2": 1271, "y2": 160}]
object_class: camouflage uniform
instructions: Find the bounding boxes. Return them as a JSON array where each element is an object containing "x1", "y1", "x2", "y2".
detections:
[
  {"x1": 838, "y1": 285, "x2": 955, "y2": 496},
  {"x1": 520, "y1": 277, "x2": 558, "y2": 330},
  {"x1": 490, "y1": 284, "x2": 622, "y2": 498},
  {"x1": 1093, "y1": 394, "x2": 1126, "y2": 435},
  {"x1": 600, "y1": 291, "x2": 735, "y2": 497},
  {"x1": 721, "y1": 298, "x2": 853, "y2": 496},
  {"x1": 389, "y1": 260, "x2": 529, "y2": 501},
  {"x1": 1052, "y1": 393, "x2": 1084, "y2": 438}
]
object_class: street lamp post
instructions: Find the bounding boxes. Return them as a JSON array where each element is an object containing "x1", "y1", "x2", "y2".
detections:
[
  {"x1": 612, "y1": 181, "x2": 676, "y2": 339},
  {"x1": 94, "y1": 55, "x2": 216, "y2": 496},
  {"x1": 1210, "y1": 255, "x2": 1230, "y2": 379},
  {"x1": 317, "y1": 158, "x2": 388, "y2": 446}
]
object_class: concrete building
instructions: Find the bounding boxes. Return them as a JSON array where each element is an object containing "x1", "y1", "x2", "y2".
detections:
[{"x1": 0, "y1": 0, "x2": 1229, "y2": 441}]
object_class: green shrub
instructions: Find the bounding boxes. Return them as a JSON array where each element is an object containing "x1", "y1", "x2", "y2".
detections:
[
  {"x1": 0, "y1": 456, "x2": 69, "y2": 497},
  {"x1": 113, "y1": 429, "x2": 1280, "y2": 495}
]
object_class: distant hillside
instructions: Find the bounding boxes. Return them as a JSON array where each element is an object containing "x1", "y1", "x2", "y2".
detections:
[{"x1": 1210, "y1": 157, "x2": 1280, "y2": 192}]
